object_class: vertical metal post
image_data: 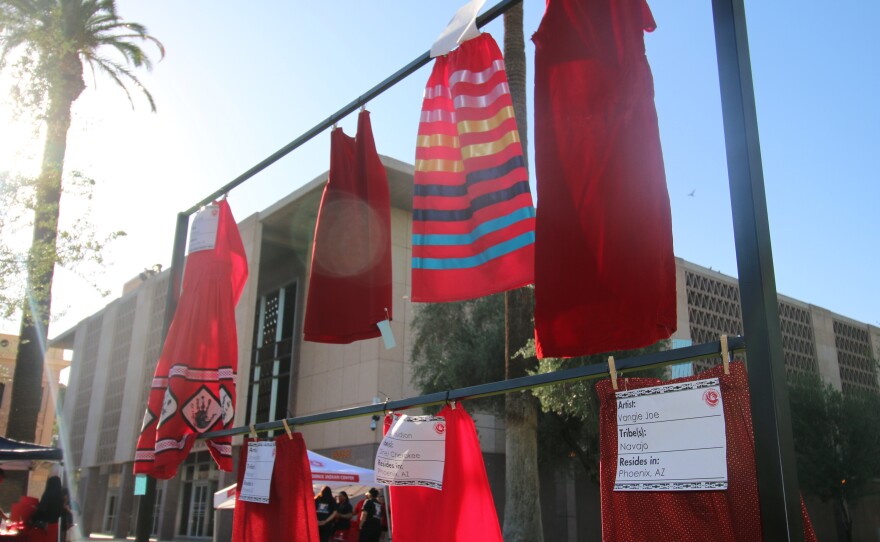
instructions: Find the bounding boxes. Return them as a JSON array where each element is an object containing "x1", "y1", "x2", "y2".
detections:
[
  {"x1": 135, "y1": 212, "x2": 190, "y2": 542},
  {"x1": 711, "y1": 0, "x2": 804, "y2": 539}
]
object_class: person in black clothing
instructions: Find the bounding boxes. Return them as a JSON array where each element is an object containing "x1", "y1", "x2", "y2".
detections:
[
  {"x1": 358, "y1": 488, "x2": 382, "y2": 542},
  {"x1": 30, "y1": 476, "x2": 64, "y2": 526},
  {"x1": 333, "y1": 491, "x2": 354, "y2": 541},
  {"x1": 315, "y1": 485, "x2": 338, "y2": 542}
]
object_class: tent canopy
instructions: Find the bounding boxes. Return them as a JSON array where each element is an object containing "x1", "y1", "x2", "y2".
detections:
[
  {"x1": 0, "y1": 436, "x2": 63, "y2": 471},
  {"x1": 214, "y1": 449, "x2": 379, "y2": 509}
]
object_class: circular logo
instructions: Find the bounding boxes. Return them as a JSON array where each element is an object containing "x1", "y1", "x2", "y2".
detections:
[
  {"x1": 434, "y1": 422, "x2": 446, "y2": 435},
  {"x1": 703, "y1": 389, "x2": 720, "y2": 407},
  {"x1": 310, "y1": 460, "x2": 324, "y2": 467}
]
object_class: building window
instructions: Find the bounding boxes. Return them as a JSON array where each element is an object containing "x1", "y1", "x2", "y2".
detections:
[
  {"x1": 833, "y1": 320, "x2": 878, "y2": 394},
  {"x1": 247, "y1": 283, "x2": 296, "y2": 427},
  {"x1": 178, "y1": 452, "x2": 217, "y2": 538},
  {"x1": 103, "y1": 492, "x2": 118, "y2": 533}
]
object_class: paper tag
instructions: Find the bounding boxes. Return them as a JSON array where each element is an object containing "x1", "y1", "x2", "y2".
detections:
[
  {"x1": 188, "y1": 204, "x2": 220, "y2": 254},
  {"x1": 240, "y1": 441, "x2": 276, "y2": 504},
  {"x1": 377, "y1": 319, "x2": 397, "y2": 350},
  {"x1": 375, "y1": 414, "x2": 446, "y2": 490},
  {"x1": 430, "y1": 0, "x2": 486, "y2": 57},
  {"x1": 134, "y1": 474, "x2": 147, "y2": 496},
  {"x1": 614, "y1": 378, "x2": 727, "y2": 491}
]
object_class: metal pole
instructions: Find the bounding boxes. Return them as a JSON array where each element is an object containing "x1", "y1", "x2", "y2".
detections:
[
  {"x1": 711, "y1": 0, "x2": 804, "y2": 539},
  {"x1": 135, "y1": 213, "x2": 190, "y2": 542},
  {"x1": 182, "y1": 0, "x2": 523, "y2": 215},
  {"x1": 198, "y1": 337, "x2": 745, "y2": 440}
]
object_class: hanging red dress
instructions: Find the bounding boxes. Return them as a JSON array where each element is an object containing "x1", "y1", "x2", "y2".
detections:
[
  {"x1": 232, "y1": 434, "x2": 320, "y2": 542},
  {"x1": 134, "y1": 199, "x2": 248, "y2": 478},
  {"x1": 384, "y1": 403, "x2": 503, "y2": 542},
  {"x1": 596, "y1": 362, "x2": 818, "y2": 541},
  {"x1": 532, "y1": 0, "x2": 676, "y2": 358},
  {"x1": 304, "y1": 110, "x2": 393, "y2": 343},
  {"x1": 412, "y1": 32, "x2": 535, "y2": 302}
]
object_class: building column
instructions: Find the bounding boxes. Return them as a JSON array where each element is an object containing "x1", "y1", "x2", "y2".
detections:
[{"x1": 114, "y1": 465, "x2": 136, "y2": 538}]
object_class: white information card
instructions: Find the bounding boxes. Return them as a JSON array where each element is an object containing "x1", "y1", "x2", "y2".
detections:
[
  {"x1": 188, "y1": 204, "x2": 220, "y2": 254},
  {"x1": 614, "y1": 378, "x2": 728, "y2": 491},
  {"x1": 239, "y1": 441, "x2": 276, "y2": 504},
  {"x1": 375, "y1": 414, "x2": 446, "y2": 490}
]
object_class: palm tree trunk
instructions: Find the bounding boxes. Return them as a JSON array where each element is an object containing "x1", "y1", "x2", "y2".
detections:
[
  {"x1": 6, "y1": 52, "x2": 83, "y2": 443},
  {"x1": 502, "y1": 8, "x2": 543, "y2": 538}
]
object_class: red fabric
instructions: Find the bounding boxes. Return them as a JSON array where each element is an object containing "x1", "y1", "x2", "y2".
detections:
[
  {"x1": 385, "y1": 404, "x2": 502, "y2": 542},
  {"x1": 134, "y1": 199, "x2": 248, "y2": 478},
  {"x1": 304, "y1": 110, "x2": 392, "y2": 343},
  {"x1": 532, "y1": 0, "x2": 676, "y2": 358},
  {"x1": 21, "y1": 523, "x2": 58, "y2": 542},
  {"x1": 411, "y1": 32, "x2": 535, "y2": 302},
  {"x1": 232, "y1": 434, "x2": 320, "y2": 542},
  {"x1": 345, "y1": 498, "x2": 366, "y2": 540},
  {"x1": 596, "y1": 362, "x2": 818, "y2": 541}
]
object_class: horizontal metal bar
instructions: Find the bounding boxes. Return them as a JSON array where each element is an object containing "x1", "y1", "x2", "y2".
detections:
[
  {"x1": 200, "y1": 336, "x2": 746, "y2": 440},
  {"x1": 183, "y1": 0, "x2": 524, "y2": 216}
]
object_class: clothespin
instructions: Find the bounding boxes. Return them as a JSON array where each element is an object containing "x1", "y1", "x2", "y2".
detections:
[
  {"x1": 249, "y1": 425, "x2": 257, "y2": 440},
  {"x1": 720, "y1": 335, "x2": 730, "y2": 375},
  {"x1": 608, "y1": 356, "x2": 618, "y2": 391},
  {"x1": 444, "y1": 390, "x2": 457, "y2": 410},
  {"x1": 384, "y1": 307, "x2": 390, "y2": 321},
  {"x1": 281, "y1": 419, "x2": 293, "y2": 440},
  {"x1": 360, "y1": 103, "x2": 367, "y2": 113}
]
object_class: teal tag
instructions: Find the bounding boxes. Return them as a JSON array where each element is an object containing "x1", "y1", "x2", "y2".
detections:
[
  {"x1": 134, "y1": 474, "x2": 147, "y2": 495},
  {"x1": 377, "y1": 319, "x2": 397, "y2": 349}
]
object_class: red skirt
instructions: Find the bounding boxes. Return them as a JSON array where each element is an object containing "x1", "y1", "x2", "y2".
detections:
[{"x1": 596, "y1": 362, "x2": 818, "y2": 541}]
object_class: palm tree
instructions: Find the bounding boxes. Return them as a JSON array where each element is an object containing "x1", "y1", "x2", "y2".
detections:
[
  {"x1": 502, "y1": 4, "x2": 545, "y2": 541},
  {"x1": 0, "y1": 0, "x2": 163, "y2": 443}
]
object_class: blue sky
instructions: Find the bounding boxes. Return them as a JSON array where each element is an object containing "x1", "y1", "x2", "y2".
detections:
[{"x1": 2, "y1": 0, "x2": 877, "y2": 335}]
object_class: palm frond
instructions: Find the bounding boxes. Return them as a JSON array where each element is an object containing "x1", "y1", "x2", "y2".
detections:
[
  {"x1": 87, "y1": 54, "x2": 155, "y2": 111},
  {"x1": 2, "y1": 0, "x2": 163, "y2": 111}
]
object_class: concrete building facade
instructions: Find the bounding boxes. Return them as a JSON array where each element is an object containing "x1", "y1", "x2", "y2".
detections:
[{"x1": 52, "y1": 158, "x2": 879, "y2": 541}]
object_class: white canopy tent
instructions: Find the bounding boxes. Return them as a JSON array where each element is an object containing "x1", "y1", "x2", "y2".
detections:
[{"x1": 214, "y1": 449, "x2": 379, "y2": 509}]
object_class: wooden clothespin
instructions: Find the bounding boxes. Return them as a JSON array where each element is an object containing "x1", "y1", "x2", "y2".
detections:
[
  {"x1": 720, "y1": 335, "x2": 730, "y2": 375},
  {"x1": 249, "y1": 424, "x2": 258, "y2": 440},
  {"x1": 281, "y1": 419, "x2": 293, "y2": 440},
  {"x1": 608, "y1": 356, "x2": 618, "y2": 391}
]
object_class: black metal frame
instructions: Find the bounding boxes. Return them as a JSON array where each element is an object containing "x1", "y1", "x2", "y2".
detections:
[
  {"x1": 135, "y1": 0, "x2": 805, "y2": 540},
  {"x1": 203, "y1": 337, "x2": 746, "y2": 439}
]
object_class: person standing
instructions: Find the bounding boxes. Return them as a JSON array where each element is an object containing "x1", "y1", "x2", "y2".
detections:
[
  {"x1": 332, "y1": 491, "x2": 354, "y2": 541},
  {"x1": 375, "y1": 492, "x2": 389, "y2": 542},
  {"x1": 358, "y1": 488, "x2": 382, "y2": 542},
  {"x1": 27, "y1": 476, "x2": 64, "y2": 542},
  {"x1": 315, "y1": 486, "x2": 338, "y2": 542}
]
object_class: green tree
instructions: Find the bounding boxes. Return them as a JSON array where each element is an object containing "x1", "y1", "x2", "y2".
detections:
[
  {"x1": 787, "y1": 372, "x2": 880, "y2": 541},
  {"x1": 410, "y1": 292, "x2": 669, "y2": 534},
  {"x1": 0, "y1": 0, "x2": 162, "y2": 442},
  {"x1": 410, "y1": 293, "x2": 506, "y2": 413},
  {"x1": 528, "y1": 341, "x2": 667, "y2": 481},
  {"x1": 1, "y1": 170, "x2": 126, "y2": 319}
]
